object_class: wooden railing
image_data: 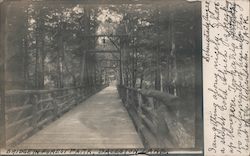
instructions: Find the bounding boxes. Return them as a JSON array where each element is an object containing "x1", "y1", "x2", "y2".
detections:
[
  {"x1": 5, "y1": 84, "x2": 108, "y2": 147},
  {"x1": 117, "y1": 85, "x2": 195, "y2": 148}
]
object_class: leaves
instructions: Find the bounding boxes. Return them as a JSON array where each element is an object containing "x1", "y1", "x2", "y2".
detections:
[{"x1": 7, "y1": 1, "x2": 198, "y2": 98}]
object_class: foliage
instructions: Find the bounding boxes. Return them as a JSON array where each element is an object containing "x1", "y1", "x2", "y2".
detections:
[{"x1": 5, "y1": 1, "x2": 200, "y2": 105}]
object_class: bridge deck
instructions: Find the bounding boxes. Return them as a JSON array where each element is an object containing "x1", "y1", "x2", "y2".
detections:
[{"x1": 17, "y1": 86, "x2": 143, "y2": 149}]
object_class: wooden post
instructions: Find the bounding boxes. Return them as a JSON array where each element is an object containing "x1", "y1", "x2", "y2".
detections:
[
  {"x1": 126, "y1": 87, "x2": 129, "y2": 107},
  {"x1": 119, "y1": 48, "x2": 123, "y2": 85},
  {"x1": 0, "y1": 63, "x2": 6, "y2": 148},
  {"x1": 31, "y1": 94, "x2": 39, "y2": 131},
  {"x1": 73, "y1": 88, "x2": 78, "y2": 106},
  {"x1": 137, "y1": 92, "x2": 143, "y2": 120},
  {"x1": 137, "y1": 92, "x2": 144, "y2": 137},
  {"x1": 51, "y1": 92, "x2": 59, "y2": 117},
  {"x1": 0, "y1": 1, "x2": 6, "y2": 148},
  {"x1": 119, "y1": 37, "x2": 123, "y2": 85}
]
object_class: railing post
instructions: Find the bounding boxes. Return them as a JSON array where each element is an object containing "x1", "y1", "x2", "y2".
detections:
[
  {"x1": 126, "y1": 87, "x2": 129, "y2": 107},
  {"x1": 51, "y1": 92, "x2": 58, "y2": 118},
  {"x1": 137, "y1": 92, "x2": 143, "y2": 131},
  {"x1": 82, "y1": 86, "x2": 86, "y2": 101},
  {"x1": 138, "y1": 92, "x2": 143, "y2": 115},
  {"x1": 0, "y1": 86, "x2": 6, "y2": 149},
  {"x1": 31, "y1": 94, "x2": 39, "y2": 131},
  {"x1": 75, "y1": 87, "x2": 79, "y2": 105},
  {"x1": 0, "y1": 99, "x2": 6, "y2": 148},
  {"x1": 79, "y1": 87, "x2": 83, "y2": 103},
  {"x1": 73, "y1": 87, "x2": 78, "y2": 106},
  {"x1": 78, "y1": 87, "x2": 81, "y2": 102}
]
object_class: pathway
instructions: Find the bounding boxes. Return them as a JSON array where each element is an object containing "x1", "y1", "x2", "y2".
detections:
[{"x1": 17, "y1": 86, "x2": 143, "y2": 149}]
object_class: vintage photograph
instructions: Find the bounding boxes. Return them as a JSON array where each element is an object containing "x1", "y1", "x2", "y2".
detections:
[{"x1": 0, "y1": 0, "x2": 203, "y2": 152}]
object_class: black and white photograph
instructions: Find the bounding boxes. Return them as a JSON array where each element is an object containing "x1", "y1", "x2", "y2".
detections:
[{"x1": 0, "y1": 0, "x2": 203, "y2": 154}]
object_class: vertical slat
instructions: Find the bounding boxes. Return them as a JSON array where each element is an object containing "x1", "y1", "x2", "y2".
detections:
[
  {"x1": 123, "y1": 86, "x2": 126, "y2": 103},
  {"x1": 79, "y1": 87, "x2": 82, "y2": 102},
  {"x1": 138, "y1": 92, "x2": 142, "y2": 114},
  {"x1": 31, "y1": 94, "x2": 39, "y2": 131},
  {"x1": 51, "y1": 92, "x2": 58, "y2": 117},
  {"x1": 126, "y1": 88, "x2": 130, "y2": 106},
  {"x1": 73, "y1": 88, "x2": 76, "y2": 103},
  {"x1": 137, "y1": 92, "x2": 143, "y2": 131}
]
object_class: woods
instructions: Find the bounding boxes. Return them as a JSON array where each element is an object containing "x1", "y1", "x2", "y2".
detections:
[
  {"x1": 5, "y1": 2, "x2": 101, "y2": 90},
  {"x1": 113, "y1": 1, "x2": 201, "y2": 113},
  {"x1": 5, "y1": 1, "x2": 201, "y2": 103},
  {"x1": 5, "y1": 1, "x2": 200, "y2": 91}
]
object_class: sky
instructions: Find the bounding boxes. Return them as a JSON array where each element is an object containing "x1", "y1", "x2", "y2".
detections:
[
  {"x1": 96, "y1": 7, "x2": 123, "y2": 35},
  {"x1": 96, "y1": 7, "x2": 123, "y2": 47}
]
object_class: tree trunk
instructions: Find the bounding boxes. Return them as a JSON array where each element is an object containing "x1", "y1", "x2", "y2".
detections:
[
  {"x1": 155, "y1": 8, "x2": 161, "y2": 91},
  {"x1": 40, "y1": 33, "x2": 45, "y2": 89},
  {"x1": 58, "y1": 32, "x2": 64, "y2": 88},
  {"x1": 35, "y1": 31, "x2": 39, "y2": 89},
  {"x1": 34, "y1": 11, "x2": 46, "y2": 89},
  {"x1": 23, "y1": 8, "x2": 29, "y2": 89}
]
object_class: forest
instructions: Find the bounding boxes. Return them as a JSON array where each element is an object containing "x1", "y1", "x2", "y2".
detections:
[{"x1": 4, "y1": 0, "x2": 201, "y2": 97}]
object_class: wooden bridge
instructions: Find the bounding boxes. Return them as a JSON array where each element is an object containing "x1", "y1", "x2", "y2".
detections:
[
  {"x1": 0, "y1": 33, "x2": 201, "y2": 150},
  {"x1": 15, "y1": 85, "x2": 143, "y2": 149},
  {"x1": 3, "y1": 83, "x2": 197, "y2": 149}
]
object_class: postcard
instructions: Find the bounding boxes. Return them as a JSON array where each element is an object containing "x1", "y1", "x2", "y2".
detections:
[{"x1": 0, "y1": 0, "x2": 249, "y2": 156}]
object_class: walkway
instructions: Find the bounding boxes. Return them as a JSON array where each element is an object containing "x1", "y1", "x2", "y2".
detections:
[{"x1": 17, "y1": 86, "x2": 143, "y2": 149}]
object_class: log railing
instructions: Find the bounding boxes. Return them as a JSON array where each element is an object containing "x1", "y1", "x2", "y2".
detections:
[
  {"x1": 5, "y1": 84, "x2": 108, "y2": 147},
  {"x1": 117, "y1": 85, "x2": 195, "y2": 148}
]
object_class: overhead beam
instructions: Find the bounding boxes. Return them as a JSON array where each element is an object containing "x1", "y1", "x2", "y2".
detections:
[
  {"x1": 60, "y1": 32, "x2": 134, "y2": 38},
  {"x1": 87, "y1": 50, "x2": 120, "y2": 54},
  {"x1": 103, "y1": 66, "x2": 118, "y2": 69},
  {"x1": 97, "y1": 59, "x2": 120, "y2": 61},
  {"x1": 84, "y1": 34, "x2": 130, "y2": 38}
]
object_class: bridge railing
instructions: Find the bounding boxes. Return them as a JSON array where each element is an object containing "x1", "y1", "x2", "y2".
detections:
[
  {"x1": 117, "y1": 85, "x2": 194, "y2": 148},
  {"x1": 5, "y1": 84, "x2": 108, "y2": 147}
]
